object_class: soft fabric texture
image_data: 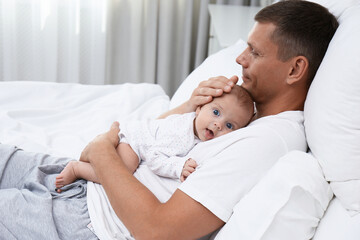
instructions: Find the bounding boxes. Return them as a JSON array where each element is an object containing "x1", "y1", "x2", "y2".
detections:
[
  {"x1": 87, "y1": 164, "x2": 181, "y2": 240},
  {"x1": 0, "y1": 81, "x2": 170, "y2": 159},
  {"x1": 304, "y1": 3, "x2": 360, "y2": 214},
  {"x1": 1, "y1": 0, "x2": 359, "y2": 237},
  {"x1": 167, "y1": 0, "x2": 360, "y2": 235},
  {"x1": 313, "y1": 197, "x2": 360, "y2": 240},
  {"x1": 213, "y1": 151, "x2": 332, "y2": 240},
  {"x1": 0, "y1": 144, "x2": 97, "y2": 240},
  {"x1": 179, "y1": 111, "x2": 307, "y2": 222},
  {"x1": 119, "y1": 112, "x2": 200, "y2": 179},
  {"x1": 0, "y1": 81, "x2": 172, "y2": 240},
  {"x1": 87, "y1": 182, "x2": 135, "y2": 240},
  {"x1": 307, "y1": 0, "x2": 359, "y2": 18},
  {"x1": 87, "y1": 111, "x2": 306, "y2": 239}
]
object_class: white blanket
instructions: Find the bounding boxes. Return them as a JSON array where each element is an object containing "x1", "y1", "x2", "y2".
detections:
[{"x1": 0, "y1": 81, "x2": 170, "y2": 159}]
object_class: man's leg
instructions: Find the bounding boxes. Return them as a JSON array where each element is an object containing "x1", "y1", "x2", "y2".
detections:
[
  {"x1": 0, "y1": 144, "x2": 68, "y2": 189},
  {"x1": 0, "y1": 144, "x2": 98, "y2": 239}
]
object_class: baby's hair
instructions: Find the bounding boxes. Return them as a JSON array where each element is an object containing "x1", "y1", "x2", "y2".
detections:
[
  {"x1": 200, "y1": 85, "x2": 254, "y2": 128},
  {"x1": 229, "y1": 85, "x2": 255, "y2": 124},
  {"x1": 200, "y1": 84, "x2": 255, "y2": 126}
]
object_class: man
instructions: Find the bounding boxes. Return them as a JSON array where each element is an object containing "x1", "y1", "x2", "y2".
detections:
[
  {"x1": 82, "y1": 1, "x2": 338, "y2": 239},
  {"x1": 0, "y1": 1, "x2": 338, "y2": 239}
]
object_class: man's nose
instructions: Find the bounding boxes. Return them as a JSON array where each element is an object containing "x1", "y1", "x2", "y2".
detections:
[{"x1": 236, "y1": 48, "x2": 249, "y2": 68}]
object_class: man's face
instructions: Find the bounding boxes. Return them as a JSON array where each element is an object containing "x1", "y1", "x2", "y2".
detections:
[{"x1": 236, "y1": 22, "x2": 292, "y2": 104}]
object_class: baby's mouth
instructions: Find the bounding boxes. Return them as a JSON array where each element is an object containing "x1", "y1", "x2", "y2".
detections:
[{"x1": 205, "y1": 128, "x2": 214, "y2": 140}]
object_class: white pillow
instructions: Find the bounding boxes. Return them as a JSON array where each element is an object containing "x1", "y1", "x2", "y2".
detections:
[
  {"x1": 307, "y1": 0, "x2": 359, "y2": 19},
  {"x1": 304, "y1": 4, "x2": 360, "y2": 214},
  {"x1": 169, "y1": 39, "x2": 246, "y2": 109},
  {"x1": 313, "y1": 198, "x2": 360, "y2": 240},
  {"x1": 213, "y1": 151, "x2": 332, "y2": 240}
]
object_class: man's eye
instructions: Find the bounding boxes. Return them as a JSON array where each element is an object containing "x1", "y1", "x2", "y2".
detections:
[
  {"x1": 226, "y1": 123, "x2": 233, "y2": 129},
  {"x1": 213, "y1": 109, "x2": 220, "y2": 116},
  {"x1": 250, "y1": 49, "x2": 259, "y2": 56}
]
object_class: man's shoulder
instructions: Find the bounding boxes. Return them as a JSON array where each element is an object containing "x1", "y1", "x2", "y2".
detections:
[
  {"x1": 249, "y1": 111, "x2": 304, "y2": 132},
  {"x1": 247, "y1": 110, "x2": 306, "y2": 150}
]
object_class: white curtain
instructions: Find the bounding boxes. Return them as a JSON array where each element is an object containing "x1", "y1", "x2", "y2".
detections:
[{"x1": 0, "y1": 0, "x2": 260, "y2": 96}]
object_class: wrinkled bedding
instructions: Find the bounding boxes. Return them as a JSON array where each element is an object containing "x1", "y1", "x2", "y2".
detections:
[
  {"x1": 0, "y1": 81, "x2": 170, "y2": 158},
  {"x1": 0, "y1": 81, "x2": 170, "y2": 239}
]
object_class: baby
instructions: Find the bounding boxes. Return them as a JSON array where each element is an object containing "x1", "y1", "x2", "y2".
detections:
[{"x1": 55, "y1": 85, "x2": 254, "y2": 190}]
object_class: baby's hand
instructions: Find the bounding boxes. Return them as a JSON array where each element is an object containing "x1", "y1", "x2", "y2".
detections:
[{"x1": 180, "y1": 158, "x2": 198, "y2": 182}]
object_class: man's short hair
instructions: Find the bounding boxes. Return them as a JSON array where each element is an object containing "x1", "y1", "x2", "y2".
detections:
[{"x1": 255, "y1": 0, "x2": 339, "y2": 86}]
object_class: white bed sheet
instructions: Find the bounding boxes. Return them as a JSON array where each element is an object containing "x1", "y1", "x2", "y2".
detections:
[
  {"x1": 0, "y1": 81, "x2": 170, "y2": 159},
  {"x1": 1, "y1": 81, "x2": 359, "y2": 240}
]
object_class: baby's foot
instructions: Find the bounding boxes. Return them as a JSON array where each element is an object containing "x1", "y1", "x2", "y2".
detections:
[{"x1": 55, "y1": 161, "x2": 78, "y2": 192}]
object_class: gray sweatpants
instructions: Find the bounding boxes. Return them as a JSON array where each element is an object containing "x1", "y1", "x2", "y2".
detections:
[{"x1": 0, "y1": 144, "x2": 98, "y2": 240}]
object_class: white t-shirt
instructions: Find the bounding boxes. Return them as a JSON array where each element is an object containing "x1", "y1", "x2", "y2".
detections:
[
  {"x1": 87, "y1": 111, "x2": 307, "y2": 240},
  {"x1": 119, "y1": 112, "x2": 200, "y2": 179}
]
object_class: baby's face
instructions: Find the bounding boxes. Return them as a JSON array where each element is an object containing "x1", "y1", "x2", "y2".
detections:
[{"x1": 194, "y1": 93, "x2": 251, "y2": 141}]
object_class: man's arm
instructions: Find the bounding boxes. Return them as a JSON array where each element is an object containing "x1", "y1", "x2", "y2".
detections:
[
  {"x1": 81, "y1": 122, "x2": 224, "y2": 240},
  {"x1": 158, "y1": 76, "x2": 239, "y2": 119}
]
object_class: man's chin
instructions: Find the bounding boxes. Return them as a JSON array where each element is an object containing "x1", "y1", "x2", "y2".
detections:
[
  {"x1": 240, "y1": 82, "x2": 254, "y2": 98},
  {"x1": 240, "y1": 81, "x2": 250, "y2": 91}
]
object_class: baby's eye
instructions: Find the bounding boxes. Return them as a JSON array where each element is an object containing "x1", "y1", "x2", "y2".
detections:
[
  {"x1": 226, "y1": 123, "x2": 233, "y2": 130},
  {"x1": 213, "y1": 109, "x2": 220, "y2": 116}
]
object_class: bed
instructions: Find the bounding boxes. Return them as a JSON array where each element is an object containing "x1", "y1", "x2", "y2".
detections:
[{"x1": 1, "y1": 0, "x2": 360, "y2": 239}]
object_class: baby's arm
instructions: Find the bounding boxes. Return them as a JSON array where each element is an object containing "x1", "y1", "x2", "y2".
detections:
[
  {"x1": 146, "y1": 154, "x2": 197, "y2": 180},
  {"x1": 180, "y1": 158, "x2": 198, "y2": 182}
]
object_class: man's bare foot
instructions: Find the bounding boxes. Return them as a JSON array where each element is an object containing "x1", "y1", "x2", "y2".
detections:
[{"x1": 55, "y1": 161, "x2": 79, "y2": 192}]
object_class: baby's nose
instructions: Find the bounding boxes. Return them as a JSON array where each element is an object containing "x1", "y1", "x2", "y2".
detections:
[{"x1": 214, "y1": 122, "x2": 222, "y2": 130}]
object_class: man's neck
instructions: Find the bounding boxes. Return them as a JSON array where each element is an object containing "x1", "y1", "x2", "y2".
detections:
[{"x1": 253, "y1": 98, "x2": 305, "y2": 121}]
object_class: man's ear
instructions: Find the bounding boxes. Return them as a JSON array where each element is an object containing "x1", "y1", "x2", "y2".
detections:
[{"x1": 286, "y1": 56, "x2": 308, "y2": 85}]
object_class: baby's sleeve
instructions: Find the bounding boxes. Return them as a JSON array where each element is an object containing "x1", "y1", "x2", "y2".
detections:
[
  {"x1": 143, "y1": 112, "x2": 197, "y2": 179},
  {"x1": 145, "y1": 153, "x2": 188, "y2": 179}
]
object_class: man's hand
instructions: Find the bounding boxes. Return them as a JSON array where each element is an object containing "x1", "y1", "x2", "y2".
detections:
[
  {"x1": 186, "y1": 75, "x2": 239, "y2": 111},
  {"x1": 79, "y1": 124, "x2": 224, "y2": 239},
  {"x1": 180, "y1": 158, "x2": 198, "y2": 182},
  {"x1": 79, "y1": 122, "x2": 120, "y2": 164},
  {"x1": 158, "y1": 75, "x2": 238, "y2": 119}
]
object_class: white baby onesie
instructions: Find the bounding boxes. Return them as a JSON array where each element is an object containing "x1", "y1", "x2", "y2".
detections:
[{"x1": 119, "y1": 112, "x2": 200, "y2": 179}]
